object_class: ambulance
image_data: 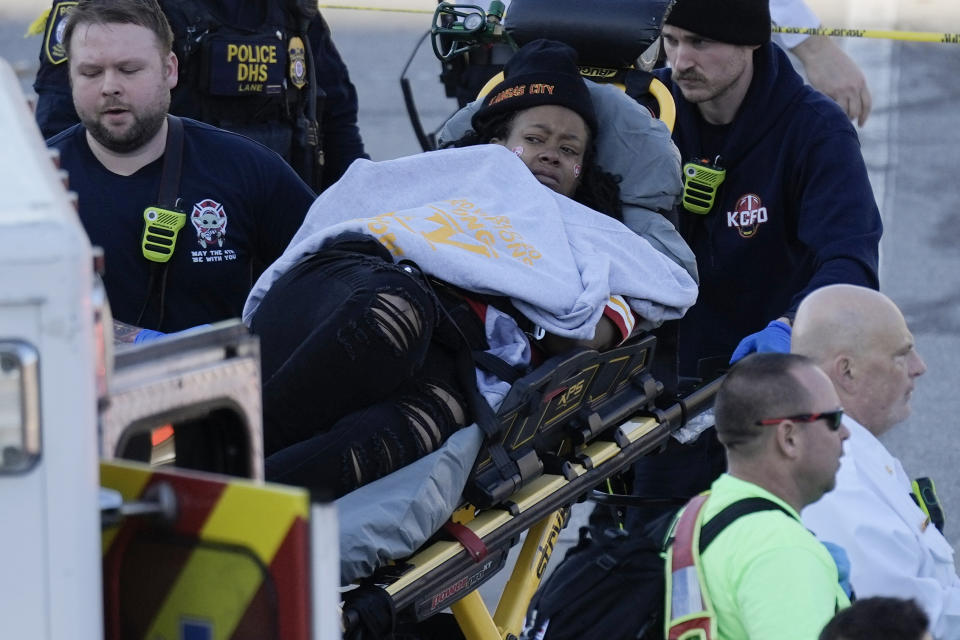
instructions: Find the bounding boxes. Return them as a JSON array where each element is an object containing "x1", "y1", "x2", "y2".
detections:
[{"x1": 0, "y1": 58, "x2": 340, "y2": 640}]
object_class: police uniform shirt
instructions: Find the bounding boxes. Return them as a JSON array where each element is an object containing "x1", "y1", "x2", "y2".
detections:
[{"x1": 48, "y1": 118, "x2": 316, "y2": 332}]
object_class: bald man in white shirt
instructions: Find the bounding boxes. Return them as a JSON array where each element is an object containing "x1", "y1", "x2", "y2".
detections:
[{"x1": 793, "y1": 285, "x2": 960, "y2": 640}]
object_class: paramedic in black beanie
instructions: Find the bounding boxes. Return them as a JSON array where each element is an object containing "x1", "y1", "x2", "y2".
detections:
[{"x1": 625, "y1": 0, "x2": 883, "y2": 532}]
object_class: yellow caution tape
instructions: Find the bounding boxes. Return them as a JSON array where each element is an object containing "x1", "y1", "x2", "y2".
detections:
[
  {"x1": 24, "y1": 8, "x2": 51, "y2": 37},
  {"x1": 32, "y1": 2, "x2": 956, "y2": 46},
  {"x1": 775, "y1": 25, "x2": 960, "y2": 44},
  {"x1": 318, "y1": 3, "x2": 432, "y2": 14},
  {"x1": 316, "y1": 6, "x2": 960, "y2": 45}
]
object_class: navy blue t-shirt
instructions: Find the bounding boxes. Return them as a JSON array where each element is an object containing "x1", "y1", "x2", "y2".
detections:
[{"x1": 49, "y1": 118, "x2": 315, "y2": 331}]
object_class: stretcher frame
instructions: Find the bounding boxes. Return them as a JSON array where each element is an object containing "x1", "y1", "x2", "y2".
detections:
[{"x1": 343, "y1": 374, "x2": 721, "y2": 639}]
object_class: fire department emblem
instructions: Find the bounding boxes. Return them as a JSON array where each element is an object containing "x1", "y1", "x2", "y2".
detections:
[
  {"x1": 190, "y1": 199, "x2": 228, "y2": 248},
  {"x1": 725, "y1": 193, "x2": 768, "y2": 239}
]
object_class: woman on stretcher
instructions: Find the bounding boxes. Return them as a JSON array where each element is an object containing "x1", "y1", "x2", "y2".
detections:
[{"x1": 242, "y1": 39, "x2": 698, "y2": 498}]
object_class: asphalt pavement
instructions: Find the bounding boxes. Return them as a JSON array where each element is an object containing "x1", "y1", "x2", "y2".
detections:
[{"x1": 2, "y1": 0, "x2": 959, "y2": 608}]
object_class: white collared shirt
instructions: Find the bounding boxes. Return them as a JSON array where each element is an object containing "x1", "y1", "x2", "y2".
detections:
[
  {"x1": 770, "y1": 0, "x2": 821, "y2": 49},
  {"x1": 803, "y1": 416, "x2": 960, "y2": 639}
]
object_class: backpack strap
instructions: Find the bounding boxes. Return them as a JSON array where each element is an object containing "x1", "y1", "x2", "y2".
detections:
[
  {"x1": 666, "y1": 494, "x2": 794, "y2": 640},
  {"x1": 666, "y1": 494, "x2": 713, "y2": 640},
  {"x1": 157, "y1": 115, "x2": 185, "y2": 209},
  {"x1": 699, "y1": 497, "x2": 793, "y2": 553},
  {"x1": 136, "y1": 115, "x2": 186, "y2": 330}
]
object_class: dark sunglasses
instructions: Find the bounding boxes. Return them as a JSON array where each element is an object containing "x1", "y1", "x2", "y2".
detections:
[{"x1": 755, "y1": 409, "x2": 845, "y2": 431}]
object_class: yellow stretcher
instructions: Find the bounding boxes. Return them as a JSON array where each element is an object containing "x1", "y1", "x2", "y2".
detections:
[
  {"x1": 344, "y1": 3, "x2": 697, "y2": 634},
  {"x1": 340, "y1": 343, "x2": 721, "y2": 640}
]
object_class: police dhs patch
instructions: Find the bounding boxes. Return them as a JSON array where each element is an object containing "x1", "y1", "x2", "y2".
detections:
[
  {"x1": 726, "y1": 193, "x2": 768, "y2": 239},
  {"x1": 44, "y1": 1, "x2": 78, "y2": 65},
  {"x1": 208, "y1": 36, "x2": 284, "y2": 96}
]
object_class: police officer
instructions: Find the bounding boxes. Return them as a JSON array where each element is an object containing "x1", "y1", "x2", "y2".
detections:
[{"x1": 33, "y1": 0, "x2": 367, "y2": 191}]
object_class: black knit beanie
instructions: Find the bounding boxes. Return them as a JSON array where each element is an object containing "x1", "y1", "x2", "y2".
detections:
[
  {"x1": 664, "y1": 0, "x2": 771, "y2": 46},
  {"x1": 472, "y1": 39, "x2": 597, "y2": 135}
]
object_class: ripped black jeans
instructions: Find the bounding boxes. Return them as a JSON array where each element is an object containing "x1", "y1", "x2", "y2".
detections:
[{"x1": 250, "y1": 233, "x2": 477, "y2": 497}]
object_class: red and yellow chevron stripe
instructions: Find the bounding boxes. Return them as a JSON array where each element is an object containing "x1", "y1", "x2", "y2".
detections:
[{"x1": 101, "y1": 460, "x2": 311, "y2": 640}]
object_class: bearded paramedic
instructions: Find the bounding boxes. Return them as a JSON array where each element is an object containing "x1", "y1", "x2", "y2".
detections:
[{"x1": 48, "y1": 0, "x2": 315, "y2": 341}]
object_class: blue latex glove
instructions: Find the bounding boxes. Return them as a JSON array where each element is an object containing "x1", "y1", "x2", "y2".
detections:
[
  {"x1": 729, "y1": 320, "x2": 792, "y2": 364},
  {"x1": 821, "y1": 540, "x2": 854, "y2": 598},
  {"x1": 133, "y1": 328, "x2": 166, "y2": 344},
  {"x1": 133, "y1": 324, "x2": 211, "y2": 344}
]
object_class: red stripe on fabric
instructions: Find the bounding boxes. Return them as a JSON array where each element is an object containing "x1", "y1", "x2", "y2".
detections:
[
  {"x1": 603, "y1": 305, "x2": 631, "y2": 344},
  {"x1": 668, "y1": 614, "x2": 713, "y2": 640},
  {"x1": 465, "y1": 297, "x2": 487, "y2": 322},
  {"x1": 672, "y1": 494, "x2": 708, "y2": 569}
]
